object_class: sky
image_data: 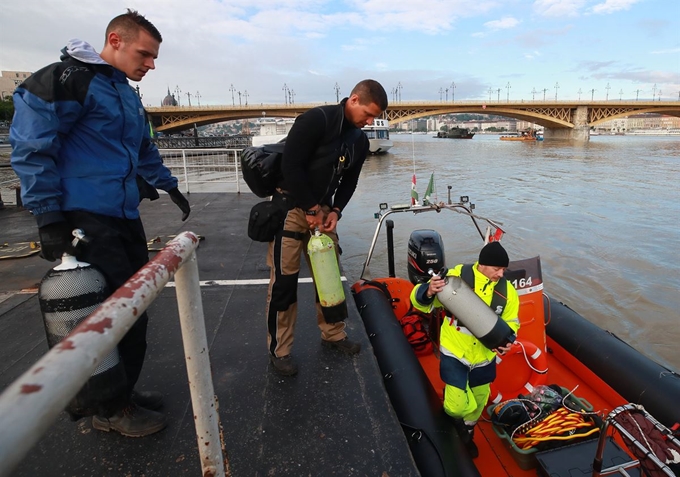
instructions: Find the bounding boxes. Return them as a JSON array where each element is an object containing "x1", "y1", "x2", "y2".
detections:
[{"x1": 1, "y1": 0, "x2": 679, "y2": 108}]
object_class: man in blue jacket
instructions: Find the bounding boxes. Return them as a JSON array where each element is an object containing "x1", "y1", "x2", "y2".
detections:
[{"x1": 10, "y1": 10, "x2": 190, "y2": 437}]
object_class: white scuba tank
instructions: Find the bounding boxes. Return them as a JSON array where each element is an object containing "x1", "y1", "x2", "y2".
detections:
[
  {"x1": 38, "y1": 229, "x2": 127, "y2": 418},
  {"x1": 436, "y1": 275, "x2": 516, "y2": 350},
  {"x1": 307, "y1": 230, "x2": 347, "y2": 323}
]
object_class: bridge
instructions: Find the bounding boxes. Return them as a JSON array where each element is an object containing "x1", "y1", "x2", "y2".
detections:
[{"x1": 147, "y1": 100, "x2": 680, "y2": 141}]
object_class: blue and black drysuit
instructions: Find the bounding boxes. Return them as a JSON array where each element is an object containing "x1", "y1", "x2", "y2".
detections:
[{"x1": 10, "y1": 39, "x2": 178, "y2": 417}]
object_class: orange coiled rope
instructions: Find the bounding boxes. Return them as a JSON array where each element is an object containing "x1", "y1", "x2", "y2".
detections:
[{"x1": 512, "y1": 407, "x2": 600, "y2": 450}]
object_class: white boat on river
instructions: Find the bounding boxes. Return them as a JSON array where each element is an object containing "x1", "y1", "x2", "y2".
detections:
[{"x1": 362, "y1": 118, "x2": 393, "y2": 154}]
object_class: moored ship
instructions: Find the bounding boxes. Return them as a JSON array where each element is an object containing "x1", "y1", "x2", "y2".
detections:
[
  {"x1": 362, "y1": 118, "x2": 393, "y2": 154},
  {"x1": 436, "y1": 126, "x2": 475, "y2": 139}
]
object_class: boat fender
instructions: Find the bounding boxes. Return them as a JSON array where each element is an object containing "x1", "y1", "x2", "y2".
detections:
[
  {"x1": 436, "y1": 275, "x2": 516, "y2": 350},
  {"x1": 308, "y1": 230, "x2": 347, "y2": 323},
  {"x1": 489, "y1": 339, "x2": 548, "y2": 404}
]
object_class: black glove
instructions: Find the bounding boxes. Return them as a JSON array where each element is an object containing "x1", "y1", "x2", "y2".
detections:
[
  {"x1": 168, "y1": 187, "x2": 190, "y2": 221},
  {"x1": 38, "y1": 221, "x2": 75, "y2": 262},
  {"x1": 136, "y1": 175, "x2": 160, "y2": 201}
]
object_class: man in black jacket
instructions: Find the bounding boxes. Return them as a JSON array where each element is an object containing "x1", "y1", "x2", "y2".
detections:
[{"x1": 266, "y1": 79, "x2": 387, "y2": 376}]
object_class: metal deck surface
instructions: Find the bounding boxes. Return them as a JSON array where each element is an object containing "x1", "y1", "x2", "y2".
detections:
[{"x1": 0, "y1": 193, "x2": 418, "y2": 477}]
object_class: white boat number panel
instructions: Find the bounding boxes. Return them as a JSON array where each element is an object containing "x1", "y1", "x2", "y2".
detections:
[{"x1": 373, "y1": 119, "x2": 388, "y2": 127}]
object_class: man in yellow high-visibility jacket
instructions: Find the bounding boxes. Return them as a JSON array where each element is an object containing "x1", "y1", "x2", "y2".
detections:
[{"x1": 410, "y1": 241, "x2": 520, "y2": 458}]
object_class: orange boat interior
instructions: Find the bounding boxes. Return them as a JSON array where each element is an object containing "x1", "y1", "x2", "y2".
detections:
[{"x1": 355, "y1": 276, "x2": 634, "y2": 476}]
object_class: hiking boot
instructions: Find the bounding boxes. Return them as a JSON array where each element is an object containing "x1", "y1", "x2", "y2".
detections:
[
  {"x1": 270, "y1": 355, "x2": 298, "y2": 376},
  {"x1": 92, "y1": 402, "x2": 167, "y2": 437},
  {"x1": 131, "y1": 390, "x2": 164, "y2": 411},
  {"x1": 321, "y1": 337, "x2": 361, "y2": 355}
]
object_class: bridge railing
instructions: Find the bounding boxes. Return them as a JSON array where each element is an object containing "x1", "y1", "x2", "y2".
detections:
[
  {"x1": 0, "y1": 232, "x2": 229, "y2": 477},
  {"x1": 160, "y1": 148, "x2": 245, "y2": 194}
]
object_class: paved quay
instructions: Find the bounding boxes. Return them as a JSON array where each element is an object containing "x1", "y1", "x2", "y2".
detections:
[{"x1": 0, "y1": 192, "x2": 418, "y2": 477}]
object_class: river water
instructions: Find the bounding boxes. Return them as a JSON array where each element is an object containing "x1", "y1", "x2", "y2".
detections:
[
  {"x1": 3, "y1": 135, "x2": 678, "y2": 371},
  {"x1": 338, "y1": 133, "x2": 680, "y2": 373}
]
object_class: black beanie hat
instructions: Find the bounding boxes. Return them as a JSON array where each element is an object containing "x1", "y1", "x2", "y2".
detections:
[{"x1": 478, "y1": 242, "x2": 509, "y2": 267}]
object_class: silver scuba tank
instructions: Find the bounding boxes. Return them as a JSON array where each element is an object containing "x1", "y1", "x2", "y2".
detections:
[
  {"x1": 38, "y1": 229, "x2": 127, "y2": 419},
  {"x1": 436, "y1": 274, "x2": 516, "y2": 350}
]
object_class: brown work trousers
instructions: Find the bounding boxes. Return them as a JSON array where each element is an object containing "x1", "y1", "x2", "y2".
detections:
[{"x1": 266, "y1": 205, "x2": 346, "y2": 358}]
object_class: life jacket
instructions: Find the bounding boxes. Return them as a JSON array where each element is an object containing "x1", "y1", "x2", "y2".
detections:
[
  {"x1": 460, "y1": 264, "x2": 508, "y2": 316},
  {"x1": 364, "y1": 279, "x2": 434, "y2": 356},
  {"x1": 398, "y1": 308, "x2": 434, "y2": 356}
]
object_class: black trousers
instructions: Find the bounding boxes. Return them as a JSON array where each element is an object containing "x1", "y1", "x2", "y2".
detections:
[{"x1": 64, "y1": 211, "x2": 150, "y2": 404}]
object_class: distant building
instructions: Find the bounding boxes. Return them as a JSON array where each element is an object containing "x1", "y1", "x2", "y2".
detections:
[
  {"x1": 161, "y1": 88, "x2": 178, "y2": 107},
  {"x1": 1, "y1": 70, "x2": 33, "y2": 100},
  {"x1": 598, "y1": 113, "x2": 680, "y2": 132}
]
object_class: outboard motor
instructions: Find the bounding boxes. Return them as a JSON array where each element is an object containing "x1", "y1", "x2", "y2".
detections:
[
  {"x1": 436, "y1": 275, "x2": 516, "y2": 350},
  {"x1": 407, "y1": 229, "x2": 445, "y2": 285},
  {"x1": 38, "y1": 230, "x2": 127, "y2": 419},
  {"x1": 308, "y1": 229, "x2": 347, "y2": 323}
]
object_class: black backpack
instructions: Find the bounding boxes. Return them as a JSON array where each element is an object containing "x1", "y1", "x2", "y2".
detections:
[{"x1": 240, "y1": 142, "x2": 285, "y2": 198}]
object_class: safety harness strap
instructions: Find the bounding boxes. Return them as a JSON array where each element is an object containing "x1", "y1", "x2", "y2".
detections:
[{"x1": 281, "y1": 230, "x2": 306, "y2": 240}]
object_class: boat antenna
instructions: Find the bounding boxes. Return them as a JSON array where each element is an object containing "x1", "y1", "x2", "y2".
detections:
[
  {"x1": 411, "y1": 119, "x2": 418, "y2": 206},
  {"x1": 411, "y1": 119, "x2": 416, "y2": 172}
]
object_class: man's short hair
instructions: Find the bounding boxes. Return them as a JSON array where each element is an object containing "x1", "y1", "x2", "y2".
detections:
[
  {"x1": 351, "y1": 79, "x2": 388, "y2": 111},
  {"x1": 106, "y1": 9, "x2": 162, "y2": 44}
]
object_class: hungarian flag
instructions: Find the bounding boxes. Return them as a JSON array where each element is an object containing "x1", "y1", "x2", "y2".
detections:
[
  {"x1": 423, "y1": 172, "x2": 434, "y2": 205},
  {"x1": 411, "y1": 174, "x2": 418, "y2": 205}
]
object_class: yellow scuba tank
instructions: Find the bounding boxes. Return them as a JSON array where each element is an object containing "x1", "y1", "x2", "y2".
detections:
[{"x1": 307, "y1": 229, "x2": 347, "y2": 323}]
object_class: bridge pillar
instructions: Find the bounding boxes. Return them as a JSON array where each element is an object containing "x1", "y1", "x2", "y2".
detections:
[{"x1": 544, "y1": 106, "x2": 590, "y2": 141}]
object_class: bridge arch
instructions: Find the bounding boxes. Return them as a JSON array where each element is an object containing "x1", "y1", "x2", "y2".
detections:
[{"x1": 147, "y1": 101, "x2": 680, "y2": 140}]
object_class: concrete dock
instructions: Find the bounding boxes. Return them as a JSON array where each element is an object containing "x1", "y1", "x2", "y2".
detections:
[{"x1": 0, "y1": 192, "x2": 418, "y2": 476}]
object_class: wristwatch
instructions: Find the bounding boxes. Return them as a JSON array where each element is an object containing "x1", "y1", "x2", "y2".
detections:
[
  {"x1": 331, "y1": 208, "x2": 342, "y2": 220},
  {"x1": 305, "y1": 208, "x2": 319, "y2": 216}
]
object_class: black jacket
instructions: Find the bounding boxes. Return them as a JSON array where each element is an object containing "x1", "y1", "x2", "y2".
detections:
[{"x1": 280, "y1": 99, "x2": 369, "y2": 211}]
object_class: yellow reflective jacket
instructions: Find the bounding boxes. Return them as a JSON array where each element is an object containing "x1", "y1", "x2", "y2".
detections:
[{"x1": 410, "y1": 262, "x2": 520, "y2": 366}]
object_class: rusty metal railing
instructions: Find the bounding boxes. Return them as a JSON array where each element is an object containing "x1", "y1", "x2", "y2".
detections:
[{"x1": 0, "y1": 231, "x2": 228, "y2": 477}]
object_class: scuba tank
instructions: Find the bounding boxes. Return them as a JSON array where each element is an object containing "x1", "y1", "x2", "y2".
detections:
[
  {"x1": 307, "y1": 229, "x2": 347, "y2": 323},
  {"x1": 38, "y1": 229, "x2": 127, "y2": 419},
  {"x1": 436, "y1": 274, "x2": 516, "y2": 350}
]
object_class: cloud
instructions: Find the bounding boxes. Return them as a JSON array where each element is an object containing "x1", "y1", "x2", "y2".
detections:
[
  {"x1": 573, "y1": 60, "x2": 680, "y2": 89},
  {"x1": 575, "y1": 60, "x2": 618, "y2": 72},
  {"x1": 650, "y1": 47, "x2": 680, "y2": 55},
  {"x1": 525, "y1": 51, "x2": 542, "y2": 60},
  {"x1": 591, "y1": 0, "x2": 641, "y2": 14},
  {"x1": 484, "y1": 17, "x2": 520, "y2": 30},
  {"x1": 635, "y1": 18, "x2": 672, "y2": 37},
  {"x1": 341, "y1": 38, "x2": 372, "y2": 52},
  {"x1": 533, "y1": 0, "x2": 586, "y2": 17},
  {"x1": 514, "y1": 25, "x2": 574, "y2": 47}
]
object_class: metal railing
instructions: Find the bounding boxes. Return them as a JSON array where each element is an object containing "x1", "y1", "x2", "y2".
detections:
[
  {"x1": 0, "y1": 176, "x2": 21, "y2": 206},
  {"x1": 0, "y1": 232, "x2": 229, "y2": 477},
  {"x1": 1, "y1": 148, "x2": 247, "y2": 205},
  {"x1": 160, "y1": 148, "x2": 244, "y2": 194}
]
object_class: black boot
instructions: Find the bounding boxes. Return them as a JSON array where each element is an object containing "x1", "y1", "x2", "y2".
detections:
[
  {"x1": 452, "y1": 419, "x2": 479, "y2": 458},
  {"x1": 463, "y1": 424, "x2": 479, "y2": 458}
]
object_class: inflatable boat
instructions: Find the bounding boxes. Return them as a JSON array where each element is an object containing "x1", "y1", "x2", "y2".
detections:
[{"x1": 350, "y1": 197, "x2": 680, "y2": 477}]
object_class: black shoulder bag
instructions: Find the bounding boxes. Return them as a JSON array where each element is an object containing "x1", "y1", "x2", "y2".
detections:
[{"x1": 240, "y1": 142, "x2": 285, "y2": 198}]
